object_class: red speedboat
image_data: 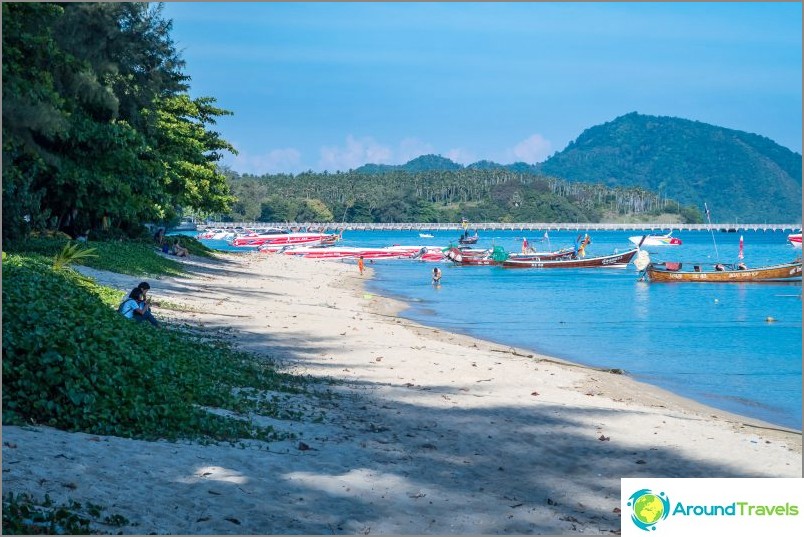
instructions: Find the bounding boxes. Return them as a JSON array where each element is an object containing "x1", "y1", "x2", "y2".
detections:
[{"x1": 233, "y1": 229, "x2": 339, "y2": 248}]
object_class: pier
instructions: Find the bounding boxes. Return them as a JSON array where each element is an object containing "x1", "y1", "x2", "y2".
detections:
[{"x1": 198, "y1": 222, "x2": 801, "y2": 233}]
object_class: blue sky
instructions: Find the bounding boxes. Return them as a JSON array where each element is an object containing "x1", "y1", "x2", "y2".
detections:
[{"x1": 161, "y1": 2, "x2": 802, "y2": 175}]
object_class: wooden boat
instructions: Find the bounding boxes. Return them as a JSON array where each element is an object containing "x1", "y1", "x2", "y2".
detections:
[
  {"x1": 628, "y1": 232, "x2": 682, "y2": 246},
  {"x1": 502, "y1": 248, "x2": 638, "y2": 269},
  {"x1": 644, "y1": 259, "x2": 802, "y2": 283},
  {"x1": 507, "y1": 247, "x2": 576, "y2": 262},
  {"x1": 445, "y1": 246, "x2": 506, "y2": 265},
  {"x1": 458, "y1": 231, "x2": 479, "y2": 244}
]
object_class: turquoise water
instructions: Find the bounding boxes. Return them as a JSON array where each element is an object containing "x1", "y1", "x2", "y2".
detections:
[{"x1": 195, "y1": 228, "x2": 802, "y2": 431}]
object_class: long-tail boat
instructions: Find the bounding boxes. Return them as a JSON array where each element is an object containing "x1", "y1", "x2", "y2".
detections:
[
  {"x1": 502, "y1": 248, "x2": 638, "y2": 269},
  {"x1": 644, "y1": 259, "x2": 802, "y2": 283}
]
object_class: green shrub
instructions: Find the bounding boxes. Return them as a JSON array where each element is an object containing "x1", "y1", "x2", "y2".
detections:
[{"x1": 2, "y1": 254, "x2": 307, "y2": 442}]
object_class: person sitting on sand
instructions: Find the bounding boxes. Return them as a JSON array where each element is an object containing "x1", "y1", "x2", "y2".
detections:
[
  {"x1": 118, "y1": 288, "x2": 147, "y2": 320},
  {"x1": 172, "y1": 239, "x2": 189, "y2": 257}
]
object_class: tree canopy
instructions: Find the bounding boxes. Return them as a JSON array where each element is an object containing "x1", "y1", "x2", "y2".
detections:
[{"x1": 2, "y1": 2, "x2": 236, "y2": 241}]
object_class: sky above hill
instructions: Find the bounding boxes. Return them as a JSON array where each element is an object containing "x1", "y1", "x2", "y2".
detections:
[{"x1": 162, "y1": 2, "x2": 802, "y2": 174}]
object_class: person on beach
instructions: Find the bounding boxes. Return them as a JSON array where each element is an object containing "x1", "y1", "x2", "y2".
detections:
[
  {"x1": 153, "y1": 227, "x2": 165, "y2": 246},
  {"x1": 118, "y1": 288, "x2": 147, "y2": 320},
  {"x1": 132, "y1": 282, "x2": 159, "y2": 327},
  {"x1": 172, "y1": 239, "x2": 189, "y2": 257},
  {"x1": 432, "y1": 267, "x2": 442, "y2": 286},
  {"x1": 357, "y1": 256, "x2": 365, "y2": 275}
]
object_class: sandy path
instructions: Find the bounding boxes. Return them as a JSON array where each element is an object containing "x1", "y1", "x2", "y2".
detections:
[{"x1": 2, "y1": 251, "x2": 800, "y2": 534}]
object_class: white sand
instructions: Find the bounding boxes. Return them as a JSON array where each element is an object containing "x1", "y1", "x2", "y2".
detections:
[{"x1": 2, "y1": 251, "x2": 801, "y2": 534}]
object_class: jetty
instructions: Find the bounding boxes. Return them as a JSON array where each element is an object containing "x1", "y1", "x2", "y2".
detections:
[{"x1": 199, "y1": 222, "x2": 801, "y2": 233}]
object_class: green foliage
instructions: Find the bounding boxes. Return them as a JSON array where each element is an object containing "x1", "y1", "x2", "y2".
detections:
[
  {"x1": 229, "y1": 167, "x2": 691, "y2": 224},
  {"x1": 2, "y1": 254, "x2": 309, "y2": 442},
  {"x1": 52, "y1": 242, "x2": 97, "y2": 271},
  {"x1": 2, "y1": 3, "x2": 236, "y2": 243},
  {"x1": 2, "y1": 492, "x2": 128, "y2": 535},
  {"x1": 4, "y1": 236, "x2": 187, "y2": 277}
]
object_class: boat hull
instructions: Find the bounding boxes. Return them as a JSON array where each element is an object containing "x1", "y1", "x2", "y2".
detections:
[
  {"x1": 645, "y1": 261, "x2": 802, "y2": 282},
  {"x1": 629, "y1": 233, "x2": 682, "y2": 246},
  {"x1": 502, "y1": 249, "x2": 638, "y2": 269}
]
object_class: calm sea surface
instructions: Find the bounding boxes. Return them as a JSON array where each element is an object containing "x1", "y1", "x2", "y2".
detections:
[{"x1": 195, "y1": 228, "x2": 802, "y2": 431}]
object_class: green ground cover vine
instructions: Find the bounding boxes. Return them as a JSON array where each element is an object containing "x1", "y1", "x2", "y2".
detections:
[{"x1": 2, "y1": 250, "x2": 311, "y2": 443}]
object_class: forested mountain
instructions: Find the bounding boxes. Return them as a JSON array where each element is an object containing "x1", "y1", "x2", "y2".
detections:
[
  {"x1": 539, "y1": 112, "x2": 802, "y2": 222},
  {"x1": 338, "y1": 112, "x2": 801, "y2": 223}
]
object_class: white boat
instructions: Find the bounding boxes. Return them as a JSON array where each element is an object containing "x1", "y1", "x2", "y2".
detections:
[
  {"x1": 629, "y1": 232, "x2": 682, "y2": 246},
  {"x1": 788, "y1": 233, "x2": 802, "y2": 248},
  {"x1": 197, "y1": 228, "x2": 236, "y2": 241},
  {"x1": 419, "y1": 233, "x2": 434, "y2": 239}
]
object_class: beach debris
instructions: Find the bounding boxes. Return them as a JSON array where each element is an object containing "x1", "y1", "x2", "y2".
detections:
[
  {"x1": 196, "y1": 516, "x2": 211, "y2": 522},
  {"x1": 298, "y1": 441, "x2": 311, "y2": 451},
  {"x1": 635, "y1": 459, "x2": 647, "y2": 464},
  {"x1": 547, "y1": 498, "x2": 559, "y2": 506},
  {"x1": 598, "y1": 435, "x2": 610, "y2": 441},
  {"x1": 224, "y1": 517, "x2": 241, "y2": 525},
  {"x1": 531, "y1": 391, "x2": 540, "y2": 396},
  {"x1": 375, "y1": 356, "x2": 383, "y2": 362},
  {"x1": 612, "y1": 507, "x2": 621, "y2": 513}
]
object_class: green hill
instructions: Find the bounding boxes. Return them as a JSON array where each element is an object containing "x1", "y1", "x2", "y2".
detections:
[{"x1": 538, "y1": 112, "x2": 802, "y2": 222}]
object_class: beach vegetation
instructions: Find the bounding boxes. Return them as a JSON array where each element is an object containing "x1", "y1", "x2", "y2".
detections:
[
  {"x1": 2, "y1": 252, "x2": 312, "y2": 444},
  {"x1": 4, "y1": 235, "x2": 214, "y2": 276},
  {"x1": 2, "y1": 492, "x2": 129, "y2": 535},
  {"x1": 2, "y1": 3, "x2": 236, "y2": 244}
]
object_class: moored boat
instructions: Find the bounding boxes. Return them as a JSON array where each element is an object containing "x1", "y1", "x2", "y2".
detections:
[
  {"x1": 507, "y1": 247, "x2": 576, "y2": 262},
  {"x1": 458, "y1": 231, "x2": 479, "y2": 244},
  {"x1": 501, "y1": 248, "x2": 638, "y2": 269},
  {"x1": 788, "y1": 233, "x2": 802, "y2": 248},
  {"x1": 445, "y1": 246, "x2": 508, "y2": 265},
  {"x1": 277, "y1": 245, "x2": 424, "y2": 259},
  {"x1": 643, "y1": 259, "x2": 802, "y2": 283},
  {"x1": 629, "y1": 232, "x2": 682, "y2": 246},
  {"x1": 234, "y1": 230, "x2": 339, "y2": 248}
]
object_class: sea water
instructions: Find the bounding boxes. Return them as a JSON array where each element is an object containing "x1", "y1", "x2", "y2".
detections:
[{"x1": 195, "y1": 228, "x2": 802, "y2": 431}]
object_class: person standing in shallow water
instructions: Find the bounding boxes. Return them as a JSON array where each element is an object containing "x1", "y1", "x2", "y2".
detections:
[
  {"x1": 432, "y1": 267, "x2": 442, "y2": 286},
  {"x1": 357, "y1": 256, "x2": 365, "y2": 275}
]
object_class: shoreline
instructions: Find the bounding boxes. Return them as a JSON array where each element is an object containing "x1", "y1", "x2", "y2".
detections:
[{"x1": 3, "y1": 251, "x2": 801, "y2": 534}]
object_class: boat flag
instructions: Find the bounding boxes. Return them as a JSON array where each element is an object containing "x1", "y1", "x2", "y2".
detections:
[
  {"x1": 522, "y1": 237, "x2": 529, "y2": 253},
  {"x1": 738, "y1": 235, "x2": 744, "y2": 260}
]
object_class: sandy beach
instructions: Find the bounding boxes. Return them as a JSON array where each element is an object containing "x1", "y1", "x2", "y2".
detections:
[{"x1": 2, "y1": 251, "x2": 801, "y2": 534}]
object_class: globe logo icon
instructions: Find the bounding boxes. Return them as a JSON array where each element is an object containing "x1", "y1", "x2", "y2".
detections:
[{"x1": 627, "y1": 489, "x2": 670, "y2": 531}]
